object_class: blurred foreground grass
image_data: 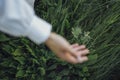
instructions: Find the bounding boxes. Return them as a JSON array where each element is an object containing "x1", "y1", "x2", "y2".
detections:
[{"x1": 0, "y1": 0, "x2": 120, "y2": 80}]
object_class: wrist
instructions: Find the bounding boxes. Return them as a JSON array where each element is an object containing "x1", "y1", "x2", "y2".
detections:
[{"x1": 45, "y1": 32, "x2": 55, "y2": 45}]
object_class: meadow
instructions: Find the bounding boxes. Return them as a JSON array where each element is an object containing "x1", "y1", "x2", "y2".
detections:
[{"x1": 0, "y1": 0, "x2": 120, "y2": 80}]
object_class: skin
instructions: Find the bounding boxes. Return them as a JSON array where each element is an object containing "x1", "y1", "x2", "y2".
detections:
[{"x1": 45, "y1": 32, "x2": 89, "y2": 64}]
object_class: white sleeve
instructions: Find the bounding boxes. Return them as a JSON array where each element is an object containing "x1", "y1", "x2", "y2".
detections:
[{"x1": 0, "y1": 0, "x2": 52, "y2": 44}]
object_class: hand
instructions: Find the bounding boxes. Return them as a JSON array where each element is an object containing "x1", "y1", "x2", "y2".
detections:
[{"x1": 45, "y1": 32, "x2": 89, "y2": 64}]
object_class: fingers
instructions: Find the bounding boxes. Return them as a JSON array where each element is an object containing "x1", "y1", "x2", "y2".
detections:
[
  {"x1": 73, "y1": 45, "x2": 86, "y2": 51},
  {"x1": 77, "y1": 49, "x2": 89, "y2": 56},
  {"x1": 57, "y1": 52, "x2": 78, "y2": 64},
  {"x1": 70, "y1": 44, "x2": 89, "y2": 56},
  {"x1": 61, "y1": 43, "x2": 90, "y2": 64},
  {"x1": 71, "y1": 43, "x2": 79, "y2": 48},
  {"x1": 64, "y1": 53, "x2": 89, "y2": 64},
  {"x1": 64, "y1": 52, "x2": 78, "y2": 64},
  {"x1": 57, "y1": 52, "x2": 89, "y2": 64},
  {"x1": 77, "y1": 56, "x2": 88, "y2": 63}
]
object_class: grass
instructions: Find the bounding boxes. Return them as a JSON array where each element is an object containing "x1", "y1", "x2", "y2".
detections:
[{"x1": 0, "y1": 0, "x2": 120, "y2": 80}]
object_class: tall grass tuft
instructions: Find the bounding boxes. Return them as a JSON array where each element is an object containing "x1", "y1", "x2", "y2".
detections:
[
  {"x1": 0, "y1": 0, "x2": 119, "y2": 80},
  {"x1": 35, "y1": 0, "x2": 120, "y2": 80}
]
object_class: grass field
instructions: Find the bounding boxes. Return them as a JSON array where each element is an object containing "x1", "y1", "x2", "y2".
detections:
[{"x1": 0, "y1": 0, "x2": 120, "y2": 80}]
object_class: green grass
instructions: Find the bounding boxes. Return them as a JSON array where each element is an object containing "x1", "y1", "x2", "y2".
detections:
[{"x1": 0, "y1": 0, "x2": 120, "y2": 80}]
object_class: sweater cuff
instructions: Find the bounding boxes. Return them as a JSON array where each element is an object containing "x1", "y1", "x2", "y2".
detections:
[{"x1": 26, "y1": 16, "x2": 52, "y2": 44}]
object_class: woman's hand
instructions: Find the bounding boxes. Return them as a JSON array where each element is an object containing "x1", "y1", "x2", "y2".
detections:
[{"x1": 45, "y1": 33, "x2": 89, "y2": 64}]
